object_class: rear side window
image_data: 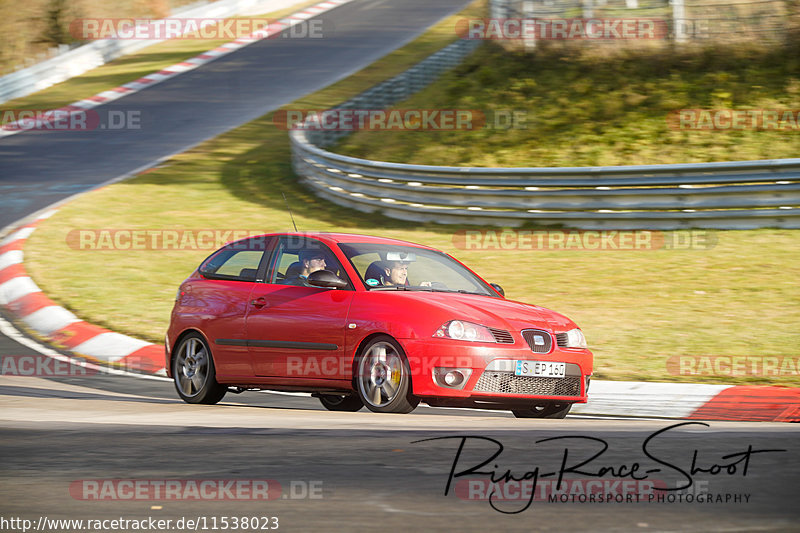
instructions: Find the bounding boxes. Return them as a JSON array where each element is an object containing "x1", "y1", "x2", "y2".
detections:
[{"x1": 199, "y1": 238, "x2": 271, "y2": 282}]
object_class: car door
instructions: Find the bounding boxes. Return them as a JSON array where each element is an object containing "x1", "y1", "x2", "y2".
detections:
[
  {"x1": 246, "y1": 236, "x2": 354, "y2": 380},
  {"x1": 191, "y1": 236, "x2": 273, "y2": 379}
]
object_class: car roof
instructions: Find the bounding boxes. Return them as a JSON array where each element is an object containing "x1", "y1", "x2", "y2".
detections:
[{"x1": 242, "y1": 232, "x2": 437, "y2": 250}]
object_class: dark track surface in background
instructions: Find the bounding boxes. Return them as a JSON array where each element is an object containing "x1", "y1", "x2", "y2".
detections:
[{"x1": 0, "y1": 0, "x2": 471, "y2": 228}]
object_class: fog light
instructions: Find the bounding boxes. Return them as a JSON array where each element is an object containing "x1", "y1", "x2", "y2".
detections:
[
  {"x1": 444, "y1": 370, "x2": 464, "y2": 386},
  {"x1": 433, "y1": 367, "x2": 472, "y2": 390}
]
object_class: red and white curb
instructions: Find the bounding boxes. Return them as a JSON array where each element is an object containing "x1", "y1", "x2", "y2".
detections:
[
  {"x1": 572, "y1": 380, "x2": 800, "y2": 422},
  {"x1": 0, "y1": 0, "x2": 354, "y2": 138},
  {"x1": 1, "y1": 216, "x2": 798, "y2": 420},
  {"x1": 0, "y1": 214, "x2": 167, "y2": 375}
]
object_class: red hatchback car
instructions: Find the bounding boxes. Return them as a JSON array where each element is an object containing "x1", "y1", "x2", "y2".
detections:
[{"x1": 166, "y1": 232, "x2": 593, "y2": 417}]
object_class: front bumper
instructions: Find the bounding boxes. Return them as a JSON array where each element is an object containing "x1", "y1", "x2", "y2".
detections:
[{"x1": 399, "y1": 338, "x2": 593, "y2": 406}]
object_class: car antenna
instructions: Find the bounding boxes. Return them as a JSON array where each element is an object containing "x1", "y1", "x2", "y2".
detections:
[{"x1": 282, "y1": 193, "x2": 299, "y2": 232}]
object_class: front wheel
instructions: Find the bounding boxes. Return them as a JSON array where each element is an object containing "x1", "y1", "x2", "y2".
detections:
[
  {"x1": 318, "y1": 394, "x2": 364, "y2": 412},
  {"x1": 512, "y1": 402, "x2": 571, "y2": 419},
  {"x1": 173, "y1": 333, "x2": 227, "y2": 404},
  {"x1": 356, "y1": 336, "x2": 419, "y2": 414}
]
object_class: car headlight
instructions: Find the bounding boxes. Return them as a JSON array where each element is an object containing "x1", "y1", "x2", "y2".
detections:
[
  {"x1": 564, "y1": 328, "x2": 588, "y2": 349},
  {"x1": 434, "y1": 320, "x2": 496, "y2": 343}
]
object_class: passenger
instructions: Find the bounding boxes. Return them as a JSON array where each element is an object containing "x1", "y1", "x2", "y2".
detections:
[{"x1": 284, "y1": 250, "x2": 327, "y2": 286}]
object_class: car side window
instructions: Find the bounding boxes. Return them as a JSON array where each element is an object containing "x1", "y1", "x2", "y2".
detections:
[
  {"x1": 274, "y1": 249, "x2": 303, "y2": 281},
  {"x1": 199, "y1": 238, "x2": 271, "y2": 282},
  {"x1": 268, "y1": 237, "x2": 350, "y2": 288}
]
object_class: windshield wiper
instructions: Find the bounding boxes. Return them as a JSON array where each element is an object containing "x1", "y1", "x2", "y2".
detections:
[
  {"x1": 369, "y1": 286, "x2": 485, "y2": 295},
  {"x1": 370, "y1": 285, "x2": 433, "y2": 291}
]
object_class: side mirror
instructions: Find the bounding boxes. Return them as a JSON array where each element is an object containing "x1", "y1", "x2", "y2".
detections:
[
  {"x1": 490, "y1": 283, "x2": 505, "y2": 297},
  {"x1": 307, "y1": 270, "x2": 348, "y2": 289}
]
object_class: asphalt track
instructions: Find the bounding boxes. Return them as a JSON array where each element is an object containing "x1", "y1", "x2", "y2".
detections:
[
  {"x1": 1, "y1": 1, "x2": 799, "y2": 531},
  {"x1": 1, "y1": 374, "x2": 799, "y2": 532},
  {"x1": 0, "y1": 0, "x2": 472, "y2": 228}
]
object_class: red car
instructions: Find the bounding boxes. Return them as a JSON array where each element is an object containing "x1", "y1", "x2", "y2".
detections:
[{"x1": 166, "y1": 232, "x2": 593, "y2": 417}]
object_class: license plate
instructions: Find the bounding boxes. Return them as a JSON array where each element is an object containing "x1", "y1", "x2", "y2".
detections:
[{"x1": 515, "y1": 360, "x2": 566, "y2": 378}]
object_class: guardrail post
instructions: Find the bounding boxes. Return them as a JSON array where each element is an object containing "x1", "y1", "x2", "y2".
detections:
[
  {"x1": 522, "y1": 0, "x2": 536, "y2": 51},
  {"x1": 672, "y1": 0, "x2": 689, "y2": 43}
]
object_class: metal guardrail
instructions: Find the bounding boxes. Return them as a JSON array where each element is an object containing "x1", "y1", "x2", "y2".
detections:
[{"x1": 289, "y1": 40, "x2": 800, "y2": 229}]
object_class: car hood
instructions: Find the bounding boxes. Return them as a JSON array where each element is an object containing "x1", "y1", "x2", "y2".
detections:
[{"x1": 392, "y1": 290, "x2": 577, "y2": 332}]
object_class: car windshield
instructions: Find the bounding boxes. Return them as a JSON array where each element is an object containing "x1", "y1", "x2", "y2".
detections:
[{"x1": 338, "y1": 243, "x2": 497, "y2": 296}]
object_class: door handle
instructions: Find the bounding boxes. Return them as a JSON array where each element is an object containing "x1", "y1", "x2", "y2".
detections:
[{"x1": 250, "y1": 297, "x2": 268, "y2": 308}]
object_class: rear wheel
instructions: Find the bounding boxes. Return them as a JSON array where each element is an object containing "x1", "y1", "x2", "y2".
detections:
[
  {"x1": 318, "y1": 394, "x2": 364, "y2": 412},
  {"x1": 512, "y1": 402, "x2": 572, "y2": 419},
  {"x1": 356, "y1": 336, "x2": 419, "y2": 414},
  {"x1": 173, "y1": 333, "x2": 227, "y2": 404}
]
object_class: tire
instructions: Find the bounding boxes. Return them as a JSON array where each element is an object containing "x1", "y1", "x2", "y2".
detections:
[
  {"x1": 318, "y1": 394, "x2": 364, "y2": 412},
  {"x1": 512, "y1": 402, "x2": 572, "y2": 419},
  {"x1": 173, "y1": 333, "x2": 227, "y2": 404},
  {"x1": 355, "y1": 336, "x2": 419, "y2": 414}
]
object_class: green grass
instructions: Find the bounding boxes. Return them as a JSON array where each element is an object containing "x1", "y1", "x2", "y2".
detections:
[
  {"x1": 0, "y1": 0, "x2": 323, "y2": 113},
  {"x1": 336, "y1": 41, "x2": 800, "y2": 166},
  {"x1": 22, "y1": 0, "x2": 800, "y2": 386}
]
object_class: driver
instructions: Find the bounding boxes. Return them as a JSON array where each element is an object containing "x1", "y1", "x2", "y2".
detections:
[
  {"x1": 363, "y1": 251, "x2": 432, "y2": 288},
  {"x1": 382, "y1": 260, "x2": 409, "y2": 286},
  {"x1": 284, "y1": 250, "x2": 327, "y2": 286},
  {"x1": 380, "y1": 260, "x2": 432, "y2": 287}
]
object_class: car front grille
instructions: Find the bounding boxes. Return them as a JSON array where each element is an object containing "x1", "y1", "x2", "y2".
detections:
[
  {"x1": 489, "y1": 328, "x2": 514, "y2": 344},
  {"x1": 474, "y1": 371, "x2": 582, "y2": 397},
  {"x1": 555, "y1": 332, "x2": 568, "y2": 347},
  {"x1": 521, "y1": 329, "x2": 553, "y2": 353}
]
